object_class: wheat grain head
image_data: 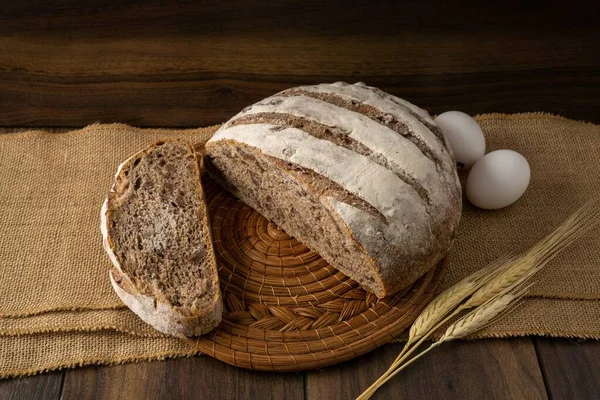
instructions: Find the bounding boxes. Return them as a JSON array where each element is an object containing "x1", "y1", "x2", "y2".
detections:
[
  {"x1": 438, "y1": 288, "x2": 527, "y2": 343},
  {"x1": 407, "y1": 255, "x2": 512, "y2": 343}
]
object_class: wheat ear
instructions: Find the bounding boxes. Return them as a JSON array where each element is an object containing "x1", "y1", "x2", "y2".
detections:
[
  {"x1": 366, "y1": 259, "x2": 522, "y2": 399},
  {"x1": 357, "y1": 200, "x2": 600, "y2": 400},
  {"x1": 358, "y1": 287, "x2": 529, "y2": 400},
  {"x1": 386, "y1": 255, "x2": 512, "y2": 369},
  {"x1": 438, "y1": 288, "x2": 528, "y2": 343},
  {"x1": 409, "y1": 254, "x2": 513, "y2": 343}
]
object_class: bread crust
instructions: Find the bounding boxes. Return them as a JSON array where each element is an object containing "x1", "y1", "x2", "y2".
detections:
[
  {"x1": 100, "y1": 140, "x2": 222, "y2": 338},
  {"x1": 109, "y1": 268, "x2": 222, "y2": 337},
  {"x1": 205, "y1": 82, "x2": 461, "y2": 298}
]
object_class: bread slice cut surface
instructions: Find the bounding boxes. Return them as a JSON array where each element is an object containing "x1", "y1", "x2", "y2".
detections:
[{"x1": 101, "y1": 140, "x2": 222, "y2": 337}]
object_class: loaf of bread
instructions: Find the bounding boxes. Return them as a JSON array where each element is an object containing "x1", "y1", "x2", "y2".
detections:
[
  {"x1": 205, "y1": 82, "x2": 461, "y2": 298},
  {"x1": 101, "y1": 140, "x2": 222, "y2": 337}
]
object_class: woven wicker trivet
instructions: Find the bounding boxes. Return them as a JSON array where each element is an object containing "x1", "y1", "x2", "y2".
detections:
[{"x1": 185, "y1": 176, "x2": 446, "y2": 371}]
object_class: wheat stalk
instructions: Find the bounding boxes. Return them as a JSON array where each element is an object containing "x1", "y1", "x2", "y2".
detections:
[
  {"x1": 438, "y1": 289, "x2": 527, "y2": 343},
  {"x1": 358, "y1": 287, "x2": 529, "y2": 400},
  {"x1": 409, "y1": 254, "x2": 512, "y2": 343},
  {"x1": 383, "y1": 255, "x2": 512, "y2": 371},
  {"x1": 357, "y1": 200, "x2": 600, "y2": 400},
  {"x1": 463, "y1": 257, "x2": 538, "y2": 308}
]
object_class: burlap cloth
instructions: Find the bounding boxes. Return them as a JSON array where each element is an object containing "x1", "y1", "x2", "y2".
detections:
[{"x1": 1, "y1": 114, "x2": 599, "y2": 378}]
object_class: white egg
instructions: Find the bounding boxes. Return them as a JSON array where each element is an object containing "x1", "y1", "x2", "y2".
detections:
[
  {"x1": 435, "y1": 111, "x2": 485, "y2": 167},
  {"x1": 466, "y1": 150, "x2": 530, "y2": 210}
]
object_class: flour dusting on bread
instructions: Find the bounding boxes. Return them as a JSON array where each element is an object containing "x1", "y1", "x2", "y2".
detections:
[{"x1": 205, "y1": 82, "x2": 461, "y2": 297}]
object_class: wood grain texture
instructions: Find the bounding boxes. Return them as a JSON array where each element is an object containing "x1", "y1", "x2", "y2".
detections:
[
  {"x1": 61, "y1": 356, "x2": 304, "y2": 400},
  {"x1": 0, "y1": 371, "x2": 63, "y2": 400},
  {"x1": 0, "y1": 0, "x2": 599, "y2": 126},
  {"x1": 306, "y1": 339, "x2": 547, "y2": 400},
  {"x1": 535, "y1": 338, "x2": 600, "y2": 400}
]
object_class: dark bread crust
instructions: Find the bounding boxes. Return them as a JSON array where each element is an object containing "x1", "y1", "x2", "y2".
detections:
[{"x1": 101, "y1": 139, "x2": 222, "y2": 337}]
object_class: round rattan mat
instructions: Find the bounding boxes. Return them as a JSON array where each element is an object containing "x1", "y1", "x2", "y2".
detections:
[{"x1": 187, "y1": 176, "x2": 447, "y2": 371}]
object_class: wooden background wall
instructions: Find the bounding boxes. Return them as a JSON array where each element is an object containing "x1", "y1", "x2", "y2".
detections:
[{"x1": 1, "y1": 0, "x2": 598, "y2": 127}]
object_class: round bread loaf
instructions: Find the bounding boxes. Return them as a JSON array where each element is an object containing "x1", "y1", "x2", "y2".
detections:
[{"x1": 205, "y1": 82, "x2": 461, "y2": 298}]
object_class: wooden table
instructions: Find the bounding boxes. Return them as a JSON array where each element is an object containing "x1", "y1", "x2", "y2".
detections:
[{"x1": 1, "y1": 2, "x2": 599, "y2": 399}]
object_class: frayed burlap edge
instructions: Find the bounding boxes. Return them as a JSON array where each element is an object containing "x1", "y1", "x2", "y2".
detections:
[{"x1": 1, "y1": 350, "x2": 200, "y2": 380}]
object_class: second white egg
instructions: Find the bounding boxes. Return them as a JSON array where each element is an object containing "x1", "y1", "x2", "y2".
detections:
[{"x1": 466, "y1": 150, "x2": 531, "y2": 210}]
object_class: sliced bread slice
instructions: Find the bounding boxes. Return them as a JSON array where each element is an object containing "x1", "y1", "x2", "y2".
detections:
[{"x1": 100, "y1": 140, "x2": 222, "y2": 337}]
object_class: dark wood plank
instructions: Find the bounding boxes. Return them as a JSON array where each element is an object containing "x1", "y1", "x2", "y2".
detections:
[
  {"x1": 61, "y1": 356, "x2": 304, "y2": 400},
  {"x1": 0, "y1": 0, "x2": 598, "y2": 126},
  {"x1": 306, "y1": 339, "x2": 547, "y2": 400},
  {"x1": 0, "y1": 371, "x2": 63, "y2": 400},
  {"x1": 535, "y1": 338, "x2": 600, "y2": 400}
]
